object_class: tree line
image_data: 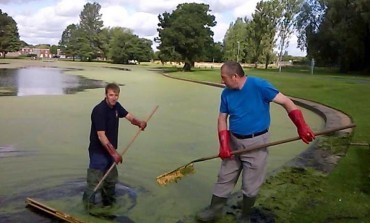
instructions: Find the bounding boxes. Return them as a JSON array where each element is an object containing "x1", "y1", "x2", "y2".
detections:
[
  {"x1": 192, "y1": 0, "x2": 369, "y2": 73},
  {"x1": 0, "y1": 9, "x2": 21, "y2": 58},
  {"x1": 1, "y1": 0, "x2": 369, "y2": 73},
  {"x1": 58, "y1": 2, "x2": 153, "y2": 63}
]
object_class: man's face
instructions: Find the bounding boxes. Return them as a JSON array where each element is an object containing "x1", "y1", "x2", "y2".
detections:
[
  {"x1": 105, "y1": 89, "x2": 119, "y2": 107},
  {"x1": 221, "y1": 68, "x2": 238, "y2": 89}
]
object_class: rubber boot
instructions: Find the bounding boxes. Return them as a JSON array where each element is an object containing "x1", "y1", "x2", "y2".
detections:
[
  {"x1": 239, "y1": 195, "x2": 256, "y2": 223},
  {"x1": 196, "y1": 195, "x2": 227, "y2": 222},
  {"x1": 82, "y1": 168, "x2": 103, "y2": 210},
  {"x1": 101, "y1": 166, "x2": 118, "y2": 207}
]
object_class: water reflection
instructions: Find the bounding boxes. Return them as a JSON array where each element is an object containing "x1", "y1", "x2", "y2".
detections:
[{"x1": 0, "y1": 67, "x2": 106, "y2": 96}]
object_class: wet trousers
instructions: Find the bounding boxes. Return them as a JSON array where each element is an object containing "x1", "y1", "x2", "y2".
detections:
[
  {"x1": 82, "y1": 167, "x2": 118, "y2": 206},
  {"x1": 212, "y1": 132, "x2": 269, "y2": 198}
]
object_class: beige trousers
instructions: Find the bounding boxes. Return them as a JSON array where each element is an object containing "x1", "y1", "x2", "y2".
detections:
[{"x1": 212, "y1": 132, "x2": 269, "y2": 198}]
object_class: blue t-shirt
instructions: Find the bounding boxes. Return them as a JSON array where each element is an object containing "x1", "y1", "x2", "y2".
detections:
[
  {"x1": 219, "y1": 76, "x2": 278, "y2": 135},
  {"x1": 88, "y1": 99, "x2": 128, "y2": 170}
]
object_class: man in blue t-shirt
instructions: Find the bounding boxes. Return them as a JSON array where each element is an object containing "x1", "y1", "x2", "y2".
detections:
[
  {"x1": 82, "y1": 83, "x2": 147, "y2": 209},
  {"x1": 197, "y1": 61, "x2": 315, "y2": 223}
]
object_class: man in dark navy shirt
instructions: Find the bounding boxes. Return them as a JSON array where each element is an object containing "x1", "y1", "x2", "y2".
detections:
[{"x1": 83, "y1": 83, "x2": 147, "y2": 209}]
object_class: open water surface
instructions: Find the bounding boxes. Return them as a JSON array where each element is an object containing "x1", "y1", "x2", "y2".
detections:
[{"x1": 0, "y1": 67, "x2": 105, "y2": 96}]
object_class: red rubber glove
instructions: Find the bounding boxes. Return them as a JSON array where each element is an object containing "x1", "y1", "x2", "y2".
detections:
[
  {"x1": 218, "y1": 130, "x2": 232, "y2": 159},
  {"x1": 104, "y1": 142, "x2": 122, "y2": 164},
  {"x1": 288, "y1": 109, "x2": 315, "y2": 144}
]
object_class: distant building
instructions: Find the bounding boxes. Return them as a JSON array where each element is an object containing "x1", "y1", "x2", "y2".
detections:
[
  {"x1": 0, "y1": 51, "x2": 21, "y2": 57},
  {"x1": 21, "y1": 47, "x2": 51, "y2": 58}
]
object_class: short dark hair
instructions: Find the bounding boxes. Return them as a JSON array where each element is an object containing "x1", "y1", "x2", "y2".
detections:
[
  {"x1": 221, "y1": 61, "x2": 245, "y2": 77},
  {"x1": 105, "y1": 83, "x2": 120, "y2": 94}
]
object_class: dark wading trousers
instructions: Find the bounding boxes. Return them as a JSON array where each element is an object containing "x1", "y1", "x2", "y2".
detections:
[{"x1": 82, "y1": 166, "x2": 118, "y2": 208}]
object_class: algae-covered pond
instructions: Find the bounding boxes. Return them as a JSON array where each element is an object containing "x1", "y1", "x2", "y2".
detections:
[{"x1": 0, "y1": 60, "x2": 324, "y2": 223}]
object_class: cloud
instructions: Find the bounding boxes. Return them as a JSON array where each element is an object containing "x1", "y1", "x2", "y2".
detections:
[
  {"x1": 0, "y1": 0, "x2": 305, "y2": 56},
  {"x1": 207, "y1": 0, "x2": 247, "y2": 13},
  {"x1": 285, "y1": 34, "x2": 305, "y2": 56},
  {"x1": 212, "y1": 20, "x2": 230, "y2": 43},
  {"x1": 0, "y1": 0, "x2": 38, "y2": 3},
  {"x1": 233, "y1": 0, "x2": 259, "y2": 19},
  {"x1": 8, "y1": 0, "x2": 82, "y2": 45},
  {"x1": 122, "y1": 12, "x2": 159, "y2": 37},
  {"x1": 135, "y1": 0, "x2": 183, "y2": 14},
  {"x1": 55, "y1": 0, "x2": 86, "y2": 17},
  {"x1": 100, "y1": 5, "x2": 130, "y2": 27},
  {"x1": 101, "y1": 5, "x2": 158, "y2": 38}
]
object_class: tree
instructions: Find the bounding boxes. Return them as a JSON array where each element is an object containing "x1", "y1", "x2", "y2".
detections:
[
  {"x1": 0, "y1": 10, "x2": 21, "y2": 58},
  {"x1": 97, "y1": 27, "x2": 110, "y2": 60},
  {"x1": 295, "y1": 0, "x2": 326, "y2": 57},
  {"x1": 223, "y1": 18, "x2": 249, "y2": 62},
  {"x1": 156, "y1": 3, "x2": 216, "y2": 71},
  {"x1": 50, "y1": 45, "x2": 58, "y2": 55},
  {"x1": 296, "y1": 0, "x2": 370, "y2": 73},
  {"x1": 79, "y1": 2, "x2": 104, "y2": 61},
  {"x1": 108, "y1": 27, "x2": 153, "y2": 64},
  {"x1": 155, "y1": 47, "x2": 181, "y2": 65},
  {"x1": 277, "y1": 0, "x2": 303, "y2": 72},
  {"x1": 59, "y1": 24, "x2": 80, "y2": 60},
  {"x1": 321, "y1": 0, "x2": 370, "y2": 72},
  {"x1": 134, "y1": 38, "x2": 154, "y2": 63},
  {"x1": 249, "y1": 0, "x2": 282, "y2": 68},
  {"x1": 205, "y1": 41, "x2": 224, "y2": 63},
  {"x1": 59, "y1": 3, "x2": 107, "y2": 61},
  {"x1": 19, "y1": 40, "x2": 28, "y2": 48}
]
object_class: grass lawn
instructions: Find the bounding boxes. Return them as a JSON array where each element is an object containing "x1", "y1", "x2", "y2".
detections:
[{"x1": 161, "y1": 65, "x2": 370, "y2": 222}]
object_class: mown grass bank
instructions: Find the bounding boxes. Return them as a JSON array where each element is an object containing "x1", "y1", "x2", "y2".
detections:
[{"x1": 162, "y1": 65, "x2": 370, "y2": 223}]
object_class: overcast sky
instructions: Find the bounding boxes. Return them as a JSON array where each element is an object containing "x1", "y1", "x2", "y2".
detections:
[{"x1": 0, "y1": 0, "x2": 305, "y2": 56}]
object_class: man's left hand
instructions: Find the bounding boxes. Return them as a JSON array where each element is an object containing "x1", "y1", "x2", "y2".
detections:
[
  {"x1": 298, "y1": 125, "x2": 315, "y2": 144},
  {"x1": 289, "y1": 109, "x2": 315, "y2": 144},
  {"x1": 139, "y1": 121, "x2": 147, "y2": 130}
]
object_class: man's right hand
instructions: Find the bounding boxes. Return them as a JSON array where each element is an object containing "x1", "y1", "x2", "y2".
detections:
[
  {"x1": 104, "y1": 143, "x2": 122, "y2": 164},
  {"x1": 218, "y1": 130, "x2": 232, "y2": 159}
]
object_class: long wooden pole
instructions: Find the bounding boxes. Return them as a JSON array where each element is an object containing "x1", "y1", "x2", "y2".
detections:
[
  {"x1": 189, "y1": 123, "x2": 356, "y2": 164},
  {"x1": 92, "y1": 105, "x2": 159, "y2": 193},
  {"x1": 156, "y1": 123, "x2": 356, "y2": 186}
]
